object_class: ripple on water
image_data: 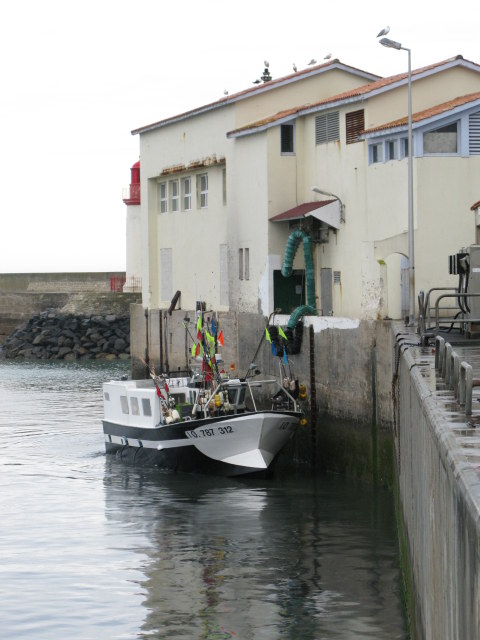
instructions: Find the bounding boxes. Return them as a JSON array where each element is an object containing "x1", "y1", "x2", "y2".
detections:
[{"x1": 0, "y1": 360, "x2": 407, "y2": 640}]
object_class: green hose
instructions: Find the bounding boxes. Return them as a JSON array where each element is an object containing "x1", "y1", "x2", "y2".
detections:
[
  {"x1": 281, "y1": 229, "x2": 318, "y2": 317},
  {"x1": 287, "y1": 304, "x2": 317, "y2": 329}
]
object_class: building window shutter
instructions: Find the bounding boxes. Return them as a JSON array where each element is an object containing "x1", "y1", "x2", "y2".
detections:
[
  {"x1": 345, "y1": 109, "x2": 365, "y2": 144},
  {"x1": 470, "y1": 111, "x2": 480, "y2": 154},
  {"x1": 315, "y1": 112, "x2": 339, "y2": 144}
]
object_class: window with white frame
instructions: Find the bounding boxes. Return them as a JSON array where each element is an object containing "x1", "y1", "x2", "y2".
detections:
[
  {"x1": 370, "y1": 143, "x2": 383, "y2": 164},
  {"x1": 183, "y1": 177, "x2": 191, "y2": 210},
  {"x1": 159, "y1": 182, "x2": 168, "y2": 213},
  {"x1": 280, "y1": 124, "x2": 295, "y2": 154},
  {"x1": 170, "y1": 179, "x2": 180, "y2": 211},
  {"x1": 198, "y1": 173, "x2": 208, "y2": 208},
  {"x1": 315, "y1": 112, "x2": 340, "y2": 144},
  {"x1": 386, "y1": 140, "x2": 396, "y2": 160}
]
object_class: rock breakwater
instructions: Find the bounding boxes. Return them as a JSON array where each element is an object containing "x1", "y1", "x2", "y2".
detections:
[{"x1": 0, "y1": 311, "x2": 130, "y2": 361}]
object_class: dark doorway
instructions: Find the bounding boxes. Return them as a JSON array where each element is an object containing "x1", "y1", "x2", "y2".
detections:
[{"x1": 273, "y1": 269, "x2": 306, "y2": 314}]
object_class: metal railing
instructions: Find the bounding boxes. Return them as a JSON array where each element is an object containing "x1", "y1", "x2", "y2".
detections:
[
  {"x1": 435, "y1": 335, "x2": 480, "y2": 415},
  {"x1": 122, "y1": 183, "x2": 140, "y2": 204},
  {"x1": 123, "y1": 276, "x2": 142, "y2": 292},
  {"x1": 418, "y1": 289, "x2": 480, "y2": 338}
]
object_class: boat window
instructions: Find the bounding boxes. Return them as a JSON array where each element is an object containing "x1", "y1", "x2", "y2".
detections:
[
  {"x1": 142, "y1": 398, "x2": 152, "y2": 416},
  {"x1": 120, "y1": 395, "x2": 129, "y2": 414},
  {"x1": 130, "y1": 397, "x2": 140, "y2": 415},
  {"x1": 104, "y1": 392, "x2": 110, "y2": 401},
  {"x1": 227, "y1": 388, "x2": 246, "y2": 405},
  {"x1": 171, "y1": 392, "x2": 186, "y2": 404}
]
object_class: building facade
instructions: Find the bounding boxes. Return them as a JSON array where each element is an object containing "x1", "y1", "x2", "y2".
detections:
[{"x1": 129, "y1": 56, "x2": 480, "y2": 325}]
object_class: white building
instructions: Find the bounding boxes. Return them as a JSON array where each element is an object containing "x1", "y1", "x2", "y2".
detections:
[{"x1": 130, "y1": 56, "x2": 480, "y2": 325}]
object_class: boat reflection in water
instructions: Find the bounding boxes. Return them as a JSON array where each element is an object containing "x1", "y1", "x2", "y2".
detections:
[{"x1": 103, "y1": 462, "x2": 407, "y2": 639}]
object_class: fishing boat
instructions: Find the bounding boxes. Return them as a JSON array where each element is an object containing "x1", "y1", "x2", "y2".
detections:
[{"x1": 102, "y1": 314, "x2": 304, "y2": 477}]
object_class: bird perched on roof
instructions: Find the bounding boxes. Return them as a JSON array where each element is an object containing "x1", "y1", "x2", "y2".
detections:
[
  {"x1": 376, "y1": 26, "x2": 390, "y2": 37},
  {"x1": 253, "y1": 79, "x2": 261, "y2": 84},
  {"x1": 264, "y1": 60, "x2": 269, "y2": 68},
  {"x1": 324, "y1": 53, "x2": 332, "y2": 60},
  {"x1": 308, "y1": 59, "x2": 317, "y2": 66},
  {"x1": 224, "y1": 90, "x2": 228, "y2": 95},
  {"x1": 293, "y1": 63, "x2": 297, "y2": 72}
]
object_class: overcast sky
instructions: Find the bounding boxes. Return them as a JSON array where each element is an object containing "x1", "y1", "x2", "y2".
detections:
[{"x1": 1, "y1": 0, "x2": 478, "y2": 273}]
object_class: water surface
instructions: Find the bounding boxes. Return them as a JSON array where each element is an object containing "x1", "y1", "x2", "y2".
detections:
[{"x1": 0, "y1": 361, "x2": 407, "y2": 639}]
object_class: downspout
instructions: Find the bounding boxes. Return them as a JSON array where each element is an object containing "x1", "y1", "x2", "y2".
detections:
[{"x1": 281, "y1": 229, "x2": 318, "y2": 328}]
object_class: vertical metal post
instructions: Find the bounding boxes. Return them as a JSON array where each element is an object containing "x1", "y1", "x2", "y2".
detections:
[
  {"x1": 406, "y1": 47, "x2": 415, "y2": 326},
  {"x1": 159, "y1": 311, "x2": 164, "y2": 374},
  {"x1": 309, "y1": 325, "x2": 317, "y2": 468},
  {"x1": 144, "y1": 308, "x2": 150, "y2": 378}
]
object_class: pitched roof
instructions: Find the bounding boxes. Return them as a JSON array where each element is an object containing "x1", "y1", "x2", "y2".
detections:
[
  {"x1": 131, "y1": 60, "x2": 379, "y2": 136},
  {"x1": 227, "y1": 56, "x2": 478, "y2": 138},
  {"x1": 363, "y1": 91, "x2": 480, "y2": 134}
]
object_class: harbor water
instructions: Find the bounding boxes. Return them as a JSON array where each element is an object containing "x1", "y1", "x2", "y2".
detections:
[{"x1": 0, "y1": 361, "x2": 407, "y2": 639}]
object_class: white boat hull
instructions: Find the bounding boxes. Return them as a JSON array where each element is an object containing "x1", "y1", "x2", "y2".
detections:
[{"x1": 103, "y1": 411, "x2": 300, "y2": 477}]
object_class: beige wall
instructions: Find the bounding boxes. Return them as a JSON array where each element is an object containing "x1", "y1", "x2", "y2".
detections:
[
  {"x1": 367, "y1": 67, "x2": 480, "y2": 129},
  {"x1": 235, "y1": 69, "x2": 373, "y2": 128},
  {"x1": 125, "y1": 204, "x2": 142, "y2": 285}
]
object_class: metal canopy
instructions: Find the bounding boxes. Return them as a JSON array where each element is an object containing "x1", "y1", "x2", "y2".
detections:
[{"x1": 270, "y1": 200, "x2": 340, "y2": 228}]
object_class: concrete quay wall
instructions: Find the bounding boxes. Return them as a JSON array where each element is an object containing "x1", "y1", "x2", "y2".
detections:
[
  {"x1": 395, "y1": 338, "x2": 480, "y2": 640},
  {"x1": 0, "y1": 272, "x2": 125, "y2": 293}
]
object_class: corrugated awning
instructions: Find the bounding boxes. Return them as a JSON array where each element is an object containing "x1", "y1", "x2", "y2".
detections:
[{"x1": 270, "y1": 200, "x2": 341, "y2": 229}]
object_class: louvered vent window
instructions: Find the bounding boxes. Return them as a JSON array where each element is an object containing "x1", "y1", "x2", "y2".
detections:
[
  {"x1": 333, "y1": 271, "x2": 341, "y2": 284},
  {"x1": 315, "y1": 112, "x2": 340, "y2": 144},
  {"x1": 346, "y1": 109, "x2": 365, "y2": 144},
  {"x1": 469, "y1": 111, "x2": 480, "y2": 154}
]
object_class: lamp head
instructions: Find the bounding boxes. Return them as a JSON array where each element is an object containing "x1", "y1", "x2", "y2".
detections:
[{"x1": 379, "y1": 37, "x2": 402, "y2": 50}]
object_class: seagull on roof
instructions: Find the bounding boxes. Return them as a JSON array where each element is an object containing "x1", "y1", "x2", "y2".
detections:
[
  {"x1": 293, "y1": 63, "x2": 297, "y2": 72},
  {"x1": 253, "y1": 79, "x2": 261, "y2": 84},
  {"x1": 376, "y1": 26, "x2": 390, "y2": 37},
  {"x1": 264, "y1": 60, "x2": 269, "y2": 68},
  {"x1": 224, "y1": 90, "x2": 228, "y2": 95},
  {"x1": 324, "y1": 53, "x2": 332, "y2": 60},
  {"x1": 308, "y1": 59, "x2": 317, "y2": 66}
]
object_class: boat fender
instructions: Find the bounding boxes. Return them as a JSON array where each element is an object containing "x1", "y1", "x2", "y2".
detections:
[
  {"x1": 215, "y1": 393, "x2": 223, "y2": 408},
  {"x1": 171, "y1": 409, "x2": 180, "y2": 422},
  {"x1": 165, "y1": 416, "x2": 173, "y2": 424},
  {"x1": 289, "y1": 379, "x2": 296, "y2": 392}
]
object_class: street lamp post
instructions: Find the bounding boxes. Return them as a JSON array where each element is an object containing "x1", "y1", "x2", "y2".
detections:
[
  {"x1": 311, "y1": 186, "x2": 345, "y2": 222},
  {"x1": 379, "y1": 36, "x2": 415, "y2": 326}
]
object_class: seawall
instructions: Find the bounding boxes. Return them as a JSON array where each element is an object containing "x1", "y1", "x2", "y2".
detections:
[
  {"x1": 0, "y1": 272, "x2": 138, "y2": 344},
  {"x1": 394, "y1": 330, "x2": 480, "y2": 639},
  {"x1": 130, "y1": 305, "x2": 395, "y2": 484},
  {"x1": 130, "y1": 305, "x2": 394, "y2": 425}
]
